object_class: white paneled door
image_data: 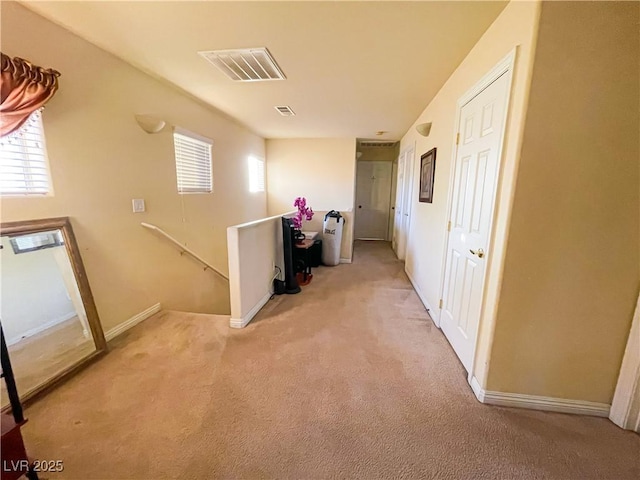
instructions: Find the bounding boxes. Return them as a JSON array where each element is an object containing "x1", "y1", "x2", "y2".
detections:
[
  {"x1": 355, "y1": 161, "x2": 393, "y2": 240},
  {"x1": 393, "y1": 147, "x2": 414, "y2": 259},
  {"x1": 440, "y1": 71, "x2": 510, "y2": 372}
]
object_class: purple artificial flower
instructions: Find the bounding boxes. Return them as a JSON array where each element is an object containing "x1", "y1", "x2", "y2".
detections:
[{"x1": 292, "y1": 196, "x2": 313, "y2": 230}]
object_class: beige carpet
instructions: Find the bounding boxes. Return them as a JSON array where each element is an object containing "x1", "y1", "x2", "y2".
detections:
[{"x1": 20, "y1": 241, "x2": 640, "y2": 479}]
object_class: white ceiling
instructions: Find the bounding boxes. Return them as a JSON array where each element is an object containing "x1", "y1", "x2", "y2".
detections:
[{"x1": 20, "y1": 1, "x2": 507, "y2": 140}]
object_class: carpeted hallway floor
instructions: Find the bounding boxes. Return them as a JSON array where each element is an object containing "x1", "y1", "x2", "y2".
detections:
[{"x1": 19, "y1": 241, "x2": 640, "y2": 479}]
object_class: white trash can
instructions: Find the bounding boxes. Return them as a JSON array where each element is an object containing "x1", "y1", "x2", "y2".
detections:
[{"x1": 322, "y1": 210, "x2": 344, "y2": 266}]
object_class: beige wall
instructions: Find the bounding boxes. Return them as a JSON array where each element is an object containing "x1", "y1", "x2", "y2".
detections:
[
  {"x1": 266, "y1": 138, "x2": 356, "y2": 261},
  {"x1": 0, "y1": 3, "x2": 267, "y2": 331},
  {"x1": 487, "y1": 1, "x2": 640, "y2": 404},
  {"x1": 399, "y1": 0, "x2": 541, "y2": 384},
  {"x1": 266, "y1": 138, "x2": 357, "y2": 214},
  {"x1": 357, "y1": 145, "x2": 399, "y2": 163}
]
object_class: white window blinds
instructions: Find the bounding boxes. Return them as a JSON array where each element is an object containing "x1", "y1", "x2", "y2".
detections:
[
  {"x1": 173, "y1": 131, "x2": 213, "y2": 194},
  {"x1": 248, "y1": 156, "x2": 265, "y2": 192},
  {"x1": 0, "y1": 109, "x2": 52, "y2": 196}
]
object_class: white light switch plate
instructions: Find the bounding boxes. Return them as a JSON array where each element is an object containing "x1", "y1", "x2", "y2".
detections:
[{"x1": 132, "y1": 198, "x2": 145, "y2": 213}]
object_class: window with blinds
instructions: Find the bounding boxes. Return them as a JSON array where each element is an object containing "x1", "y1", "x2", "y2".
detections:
[
  {"x1": 0, "y1": 109, "x2": 52, "y2": 196},
  {"x1": 248, "y1": 156, "x2": 265, "y2": 192},
  {"x1": 173, "y1": 131, "x2": 213, "y2": 194},
  {"x1": 10, "y1": 231, "x2": 64, "y2": 254}
]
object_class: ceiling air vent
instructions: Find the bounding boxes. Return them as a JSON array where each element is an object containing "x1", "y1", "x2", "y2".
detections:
[
  {"x1": 359, "y1": 141, "x2": 398, "y2": 148},
  {"x1": 198, "y1": 47, "x2": 286, "y2": 82},
  {"x1": 274, "y1": 106, "x2": 296, "y2": 116}
]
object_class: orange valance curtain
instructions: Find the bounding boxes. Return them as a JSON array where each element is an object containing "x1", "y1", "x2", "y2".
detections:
[{"x1": 0, "y1": 52, "x2": 61, "y2": 137}]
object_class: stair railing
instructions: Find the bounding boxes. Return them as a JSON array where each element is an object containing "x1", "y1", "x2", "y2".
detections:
[{"x1": 141, "y1": 223, "x2": 229, "y2": 281}]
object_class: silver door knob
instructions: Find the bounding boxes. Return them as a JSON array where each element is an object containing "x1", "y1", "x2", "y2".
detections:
[{"x1": 469, "y1": 248, "x2": 485, "y2": 258}]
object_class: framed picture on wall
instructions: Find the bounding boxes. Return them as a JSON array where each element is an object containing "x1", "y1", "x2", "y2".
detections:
[{"x1": 419, "y1": 148, "x2": 437, "y2": 203}]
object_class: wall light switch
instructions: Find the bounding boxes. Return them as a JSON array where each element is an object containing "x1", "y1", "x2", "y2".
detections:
[{"x1": 132, "y1": 198, "x2": 146, "y2": 213}]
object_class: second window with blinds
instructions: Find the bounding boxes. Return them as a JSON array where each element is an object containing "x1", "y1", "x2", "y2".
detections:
[
  {"x1": 248, "y1": 156, "x2": 265, "y2": 193},
  {"x1": 173, "y1": 130, "x2": 213, "y2": 194}
]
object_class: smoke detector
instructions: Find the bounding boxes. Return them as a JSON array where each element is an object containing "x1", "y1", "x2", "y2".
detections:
[{"x1": 199, "y1": 47, "x2": 286, "y2": 82}]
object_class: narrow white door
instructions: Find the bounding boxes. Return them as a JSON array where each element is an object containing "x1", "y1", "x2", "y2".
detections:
[
  {"x1": 399, "y1": 147, "x2": 414, "y2": 258},
  {"x1": 440, "y1": 72, "x2": 510, "y2": 372},
  {"x1": 355, "y1": 161, "x2": 393, "y2": 240},
  {"x1": 393, "y1": 147, "x2": 415, "y2": 259},
  {"x1": 393, "y1": 152, "x2": 406, "y2": 254}
]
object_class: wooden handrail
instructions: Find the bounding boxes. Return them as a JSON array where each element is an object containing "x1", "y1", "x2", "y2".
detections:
[{"x1": 141, "y1": 222, "x2": 228, "y2": 281}]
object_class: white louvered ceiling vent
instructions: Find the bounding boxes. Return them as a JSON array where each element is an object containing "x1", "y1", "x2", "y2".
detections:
[
  {"x1": 359, "y1": 141, "x2": 398, "y2": 148},
  {"x1": 198, "y1": 47, "x2": 286, "y2": 82},
  {"x1": 274, "y1": 106, "x2": 296, "y2": 116}
]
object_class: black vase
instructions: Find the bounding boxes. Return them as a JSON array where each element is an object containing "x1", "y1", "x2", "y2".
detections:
[{"x1": 294, "y1": 229, "x2": 306, "y2": 244}]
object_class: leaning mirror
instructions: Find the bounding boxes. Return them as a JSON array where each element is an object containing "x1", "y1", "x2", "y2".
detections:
[{"x1": 1, "y1": 217, "x2": 106, "y2": 408}]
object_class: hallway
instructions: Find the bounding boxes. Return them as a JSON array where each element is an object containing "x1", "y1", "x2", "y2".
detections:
[{"x1": 19, "y1": 241, "x2": 640, "y2": 479}]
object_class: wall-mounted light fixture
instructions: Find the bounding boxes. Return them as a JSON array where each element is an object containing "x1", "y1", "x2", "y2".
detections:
[
  {"x1": 415, "y1": 122, "x2": 432, "y2": 137},
  {"x1": 135, "y1": 114, "x2": 166, "y2": 134}
]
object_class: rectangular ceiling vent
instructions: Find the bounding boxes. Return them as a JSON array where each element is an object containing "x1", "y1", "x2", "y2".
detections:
[
  {"x1": 198, "y1": 47, "x2": 286, "y2": 82},
  {"x1": 359, "y1": 141, "x2": 398, "y2": 148},
  {"x1": 274, "y1": 106, "x2": 296, "y2": 116}
]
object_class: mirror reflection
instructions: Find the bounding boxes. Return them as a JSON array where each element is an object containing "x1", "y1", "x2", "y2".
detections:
[{"x1": 1, "y1": 228, "x2": 98, "y2": 407}]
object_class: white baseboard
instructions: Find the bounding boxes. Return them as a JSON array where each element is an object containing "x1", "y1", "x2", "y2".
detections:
[
  {"x1": 404, "y1": 268, "x2": 438, "y2": 327},
  {"x1": 6, "y1": 311, "x2": 78, "y2": 346},
  {"x1": 105, "y1": 303, "x2": 161, "y2": 341},
  {"x1": 230, "y1": 292, "x2": 271, "y2": 329},
  {"x1": 470, "y1": 376, "x2": 610, "y2": 417},
  {"x1": 339, "y1": 258, "x2": 352, "y2": 264},
  {"x1": 470, "y1": 376, "x2": 486, "y2": 401}
]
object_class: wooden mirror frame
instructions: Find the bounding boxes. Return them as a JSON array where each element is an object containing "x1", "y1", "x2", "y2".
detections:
[{"x1": 0, "y1": 216, "x2": 107, "y2": 406}]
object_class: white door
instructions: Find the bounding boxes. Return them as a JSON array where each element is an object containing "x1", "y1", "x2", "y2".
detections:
[
  {"x1": 393, "y1": 147, "x2": 414, "y2": 259},
  {"x1": 393, "y1": 152, "x2": 406, "y2": 253},
  {"x1": 440, "y1": 72, "x2": 510, "y2": 372},
  {"x1": 355, "y1": 161, "x2": 392, "y2": 240}
]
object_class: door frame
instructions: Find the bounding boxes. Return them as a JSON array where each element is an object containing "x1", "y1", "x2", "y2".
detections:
[
  {"x1": 610, "y1": 292, "x2": 640, "y2": 431},
  {"x1": 436, "y1": 48, "x2": 517, "y2": 380},
  {"x1": 354, "y1": 160, "x2": 394, "y2": 240}
]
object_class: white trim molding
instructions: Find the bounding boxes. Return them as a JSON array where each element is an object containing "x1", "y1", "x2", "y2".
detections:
[
  {"x1": 339, "y1": 258, "x2": 352, "y2": 264},
  {"x1": 105, "y1": 303, "x2": 161, "y2": 341},
  {"x1": 230, "y1": 292, "x2": 271, "y2": 329},
  {"x1": 6, "y1": 311, "x2": 77, "y2": 346},
  {"x1": 405, "y1": 268, "x2": 438, "y2": 328},
  {"x1": 610, "y1": 292, "x2": 640, "y2": 431},
  {"x1": 470, "y1": 376, "x2": 610, "y2": 417}
]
